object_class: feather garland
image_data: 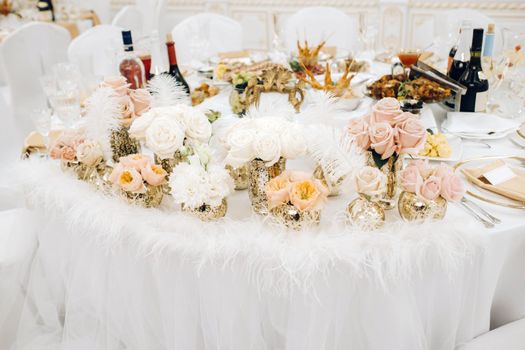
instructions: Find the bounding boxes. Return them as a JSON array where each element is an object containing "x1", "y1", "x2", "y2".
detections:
[
  {"x1": 147, "y1": 74, "x2": 189, "y2": 107},
  {"x1": 83, "y1": 87, "x2": 121, "y2": 160}
]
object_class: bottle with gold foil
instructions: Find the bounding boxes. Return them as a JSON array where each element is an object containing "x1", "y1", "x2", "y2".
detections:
[{"x1": 459, "y1": 28, "x2": 489, "y2": 112}]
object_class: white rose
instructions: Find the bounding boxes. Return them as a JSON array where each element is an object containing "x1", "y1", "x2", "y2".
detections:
[
  {"x1": 145, "y1": 116, "x2": 185, "y2": 160},
  {"x1": 355, "y1": 166, "x2": 386, "y2": 198},
  {"x1": 129, "y1": 110, "x2": 156, "y2": 140},
  {"x1": 155, "y1": 105, "x2": 189, "y2": 123},
  {"x1": 253, "y1": 131, "x2": 281, "y2": 167},
  {"x1": 224, "y1": 128, "x2": 256, "y2": 168},
  {"x1": 254, "y1": 117, "x2": 286, "y2": 134},
  {"x1": 280, "y1": 124, "x2": 306, "y2": 159},
  {"x1": 76, "y1": 140, "x2": 104, "y2": 166},
  {"x1": 182, "y1": 109, "x2": 212, "y2": 143}
]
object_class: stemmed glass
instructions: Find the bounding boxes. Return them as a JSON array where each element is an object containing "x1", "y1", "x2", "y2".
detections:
[
  {"x1": 397, "y1": 49, "x2": 421, "y2": 76},
  {"x1": 30, "y1": 107, "x2": 52, "y2": 155}
]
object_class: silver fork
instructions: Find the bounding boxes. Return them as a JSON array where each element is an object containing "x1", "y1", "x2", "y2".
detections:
[
  {"x1": 461, "y1": 197, "x2": 502, "y2": 224},
  {"x1": 458, "y1": 200, "x2": 495, "y2": 228}
]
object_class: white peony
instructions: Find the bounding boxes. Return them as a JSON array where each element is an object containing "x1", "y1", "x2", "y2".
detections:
[
  {"x1": 206, "y1": 164, "x2": 234, "y2": 207},
  {"x1": 170, "y1": 161, "x2": 209, "y2": 208},
  {"x1": 182, "y1": 108, "x2": 212, "y2": 143},
  {"x1": 145, "y1": 116, "x2": 185, "y2": 160},
  {"x1": 280, "y1": 124, "x2": 307, "y2": 159},
  {"x1": 76, "y1": 140, "x2": 104, "y2": 166},
  {"x1": 224, "y1": 128, "x2": 256, "y2": 168},
  {"x1": 129, "y1": 110, "x2": 156, "y2": 139},
  {"x1": 252, "y1": 131, "x2": 282, "y2": 166}
]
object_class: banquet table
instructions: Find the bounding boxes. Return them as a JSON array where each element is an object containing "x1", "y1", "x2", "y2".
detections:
[{"x1": 2, "y1": 61, "x2": 525, "y2": 350}]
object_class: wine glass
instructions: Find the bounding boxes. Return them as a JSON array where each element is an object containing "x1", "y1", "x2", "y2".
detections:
[
  {"x1": 30, "y1": 107, "x2": 52, "y2": 154},
  {"x1": 397, "y1": 49, "x2": 421, "y2": 76},
  {"x1": 53, "y1": 85, "x2": 81, "y2": 128}
]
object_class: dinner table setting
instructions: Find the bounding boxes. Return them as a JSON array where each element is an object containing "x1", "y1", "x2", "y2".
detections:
[{"x1": 2, "y1": 23, "x2": 525, "y2": 350}]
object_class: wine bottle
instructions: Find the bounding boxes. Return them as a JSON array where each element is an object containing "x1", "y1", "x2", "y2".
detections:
[
  {"x1": 448, "y1": 20, "x2": 472, "y2": 82},
  {"x1": 37, "y1": 0, "x2": 55, "y2": 21},
  {"x1": 459, "y1": 28, "x2": 489, "y2": 112},
  {"x1": 482, "y1": 23, "x2": 495, "y2": 57},
  {"x1": 166, "y1": 34, "x2": 190, "y2": 95},
  {"x1": 446, "y1": 45, "x2": 457, "y2": 75},
  {"x1": 119, "y1": 30, "x2": 145, "y2": 90}
]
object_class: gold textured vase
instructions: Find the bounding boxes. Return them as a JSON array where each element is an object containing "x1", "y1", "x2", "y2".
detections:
[
  {"x1": 182, "y1": 199, "x2": 228, "y2": 221},
  {"x1": 121, "y1": 184, "x2": 164, "y2": 208},
  {"x1": 61, "y1": 160, "x2": 106, "y2": 182},
  {"x1": 270, "y1": 203, "x2": 321, "y2": 230},
  {"x1": 346, "y1": 196, "x2": 385, "y2": 230},
  {"x1": 366, "y1": 152, "x2": 402, "y2": 210},
  {"x1": 110, "y1": 127, "x2": 141, "y2": 162},
  {"x1": 226, "y1": 164, "x2": 249, "y2": 190},
  {"x1": 154, "y1": 150, "x2": 187, "y2": 174},
  {"x1": 313, "y1": 165, "x2": 345, "y2": 197},
  {"x1": 398, "y1": 191, "x2": 447, "y2": 222},
  {"x1": 248, "y1": 158, "x2": 286, "y2": 214}
]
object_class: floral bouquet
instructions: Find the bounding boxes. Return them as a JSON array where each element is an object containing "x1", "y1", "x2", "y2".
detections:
[
  {"x1": 170, "y1": 147, "x2": 234, "y2": 221},
  {"x1": 49, "y1": 129, "x2": 105, "y2": 181},
  {"x1": 266, "y1": 170, "x2": 328, "y2": 230},
  {"x1": 108, "y1": 154, "x2": 167, "y2": 208},
  {"x1": 398, "y1": 160, "x2": 465, "y2": 221},
  {"x1": 129, "y1": 104, "x2": 212, "y2": 172},
  {"x1": 347, "y1": 97, "x2": 427, "y2": 207}
]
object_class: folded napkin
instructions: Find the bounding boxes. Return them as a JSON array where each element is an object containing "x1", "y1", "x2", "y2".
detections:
[
  {"x1": 443, "y1": 112, "x2": 520, "y2": 135},
  {"x1": 461, "y1": 159, "x2": 525, "y2": 202}
]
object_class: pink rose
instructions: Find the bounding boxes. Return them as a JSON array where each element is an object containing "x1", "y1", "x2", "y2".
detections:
[
  {"x1": 119, "y1": 154, "x2": 152, "y2": 170},
  {"x1": 119, "y1": 95, "x2": 136, "y2": 125},
  {"x1": 370, "y1": 97, "x2": 402, "y2": 125},
  {"x1": 100, "y1": 76, "x2": 130, "y2": 97},
  {"x1": 408, "y1": 159, "x2": 433, "y2": 179},
  {"x1": 129, "y1": 89, "x2": 151, "y2": 116},
  {"x1": 440, "y1": 174, "x2": 465, "y2": 202},
  {"x1": 418, "y1": 176, "x2": 441, "y2": 201},
  {"x1": 117, "y1": 167, "x2": 145, "y2": 193},
  {"x1": 266, "y1": 173, "x2": 292, "y2": 209},
  {"x1": 48, "y1": 129, "x2": 85, "y2": 160},
  {"x1": 141, "y1": 164, "x2": 167, "y2": 186},
  {"x1": 355, "y1": 166, "x2": 386, "y2": 197},
  {"x1": 433, "y1": 163, "x2": 454, "y2": 179},
  {"x1": 61, "y1": 146, "x2": 77, "y2": 161},
  {"x1": 398, "y1": 165, "x2": 423, "y2": 193},
  {"x1": 396, "y1": 117, "x2": 426, "y2": 155},
  {"x1": 347, "y1": 117, "x2": 370, "y2": 150},
  {"x1": 392, "y1": 112, "x2": 417, "y2": 126},
  {"x1": 369, "y1": 122, "x2": 396, "y2": 159}
]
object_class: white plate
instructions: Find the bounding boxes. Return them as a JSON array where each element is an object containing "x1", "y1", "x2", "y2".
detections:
[
  {"x1": 411, "y1": 134, "x2": 463, "y2": 162},
  {"x1": 442, "y1": 128, "x2": 517, "y2": 140}
]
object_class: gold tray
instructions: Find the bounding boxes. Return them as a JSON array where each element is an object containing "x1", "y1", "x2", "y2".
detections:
[{"x1": 454, "y1": 155, "x2": 525, "y2": 209}]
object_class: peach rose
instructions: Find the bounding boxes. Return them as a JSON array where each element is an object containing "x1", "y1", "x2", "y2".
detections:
[
  {"x1": 398, "y1": 165, "x2": 423, "y2": 193},
  {"x1": 61, "y1": 146, "x2": 77, "y2": 161},
  {"x1": 440, "y1": 174, "x2": 465, "y2": 202},
  {"x1": 347, "y1": 117, "x2": 370, "y2": 150},
  {"x1": 289, "y1": 179, "x2": 328, "y2": 212},
  {"x1": 408, "y1": 159, "x2": 433, "y2": 179},
  {"x1": 266, "y1": 173, "x2": 291, "y2": 209},
  {"x1": 393, "y1": 112, "x2": 417, "y2": 126},
  {"x1": 370, "y1": 97, "x2": 402, "y2": 125},
  {"x1": 119, "y1": 95, "x2": 136, "y2": 125},
  {"x1": 109, "y1": 163, "x2": 124, "y2": 184},
  {"x1": 355, "y1": 166, "x2": 386, "y2": 197},
  {"x1": 100, "y1": 76, "x2": 130, "y2": 97},
  {"x1": 418, "y1": 176, "x2": 441, "y2": 201},
  {"x1": 396, "y1": 117, "x2": 426, "y2": 155},
  {"x1": 433, "y1": 163, "x2": 454, "y2": 179},
  {"x1": 119, "y1": 154, "x2": 152, "y2": 170},
  {"x1": 129, "y1": 89, "x2": 151, "y2": 116},
  {"x1": 286, "y1": 170, "x2": 312, "y2": 183},
  {"x1": 117, "y1": 168, "x2": 145, "y2": 193},
  {"x1": 369, "y1": 122, "x2": 396, "y2": 159},
  {"x1": 141, "y1": 164, "x2": 167, "y2": 186}
]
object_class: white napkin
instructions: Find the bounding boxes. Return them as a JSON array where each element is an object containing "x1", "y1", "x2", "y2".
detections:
[{"x1": 443, "y1": 112, "x2": 520, "y2": 135}]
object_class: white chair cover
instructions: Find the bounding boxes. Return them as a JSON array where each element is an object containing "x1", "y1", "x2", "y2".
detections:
[
  {"x1": 0, "y1": 22, "x2": 70, "y2": 138},
  {"x1": 136, "y1": 0, "x2": 167, "y2": 37},
  {"x1": 71, "y1": 0, "x2": 111, "y2": 24},
  {"x1": 68, "y1": 24, "x2": 123, "y2": 77},
  {"x1": 111, "y1": 5, "x2": 144, "y2": 40},
  {"x1": 457, "y1": 317, "x2": 525, "y2": 350},
  {"x1": 284, "y1": 7, "x2": 359, "y2": 52},
  {"x1": 171, "y1": 13, "x2": 242, "y2": 65},
  {"x1": 0, "y1": 92, "x2": 20, "y2": 164}
]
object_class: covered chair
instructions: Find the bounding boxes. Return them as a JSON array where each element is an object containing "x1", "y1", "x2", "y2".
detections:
[{"x1": 111, "y1": 5, "x2": 144, "y2": 39}]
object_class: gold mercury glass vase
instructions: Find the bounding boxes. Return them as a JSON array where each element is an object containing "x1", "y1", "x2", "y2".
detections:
[
  {"x1": 182, "y1": 199, "x2": 228, "y2": 221},
  {"x1": 247, "y1": 157, "x2": 286, "y2": 214},
  {"x1": 346, "y1": 195, "x2": 386, "y2": 230},
  {"x1": 269, "y1": 203, "x2": 321, "y2": 230},
  {"x1": 398, "y1": 191, "x2": 447, "y2": 222},
  {"x1": 121, "y1": 184, "x2": 164, "y2": 208},
  {"x1": 365, "y1": 151, "x2": 402, "y2": 209},
  {"x1": 110, "y1": 127, "x2": 141, "y2": 163},
  {"x1": 313, "y1": 165, "x2": 345, "y2": 197},
  {"x1": 154, "y1": 150, "x2": 187, "y2": 174},
  {"x1": 225, "y1": 164, "x2": 249, "y2": 190}
]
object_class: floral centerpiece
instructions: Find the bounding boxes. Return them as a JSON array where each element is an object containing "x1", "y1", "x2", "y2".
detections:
[
  {"x1": 99, "y1": 76, "x2": 152, "y2": 161},
  {"x1": 170, "y1": 146, "x2": 234, "y2": 221},
  {"x1": 346, "y1": 166, "x2": 387, "y2": 230},
  {"x1": 398, "y1": 160, "x2": 465, "y2": 221},
  {"x1": 266, "y1": 170, "x2": 328, "y2": 230},
  {"x1": 49, "y1": 129, "x2": 105, "y2": 181},
  {"x1": 223, "y1": 117, "x2": 307, "y2": 214},
  {"x1": 129, "y1": 104, "x2": 212, "y2": 173},
  {"x1": 108, "y1": 154, "x2": 167, "y2": 208},
  {"x1": 347, "y1": 97, "x2": 427, "y2": 208}
]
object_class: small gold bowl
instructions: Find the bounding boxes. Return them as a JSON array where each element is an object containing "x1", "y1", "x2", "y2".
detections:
[{"x1": 398, "y1": 191, "x2": 447, "y2": 222}]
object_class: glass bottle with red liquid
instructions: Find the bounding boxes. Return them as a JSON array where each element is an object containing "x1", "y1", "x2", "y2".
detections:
[
  {"x1": 119, "y1": 30, "x2": 145, "y2": 90},
  {"x1": 166, "y1": 34, "x2": 190, "y2": 95}
]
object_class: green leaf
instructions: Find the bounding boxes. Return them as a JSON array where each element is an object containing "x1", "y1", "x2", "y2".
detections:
[
  {"x1": 371, "y1": 150, "x2": 389, "y2": 169},
  {"x1": 426, "y1": 128, "x2": 434, "y2": 135}
]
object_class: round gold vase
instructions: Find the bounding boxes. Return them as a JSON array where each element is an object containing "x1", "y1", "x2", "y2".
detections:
[
  {"x1": 182, "y1": 199, "x2": 228, "y2": 221},
  {"x1": 398, "y1": 191, "x2": 447, "y2": 222},
  {"x1": 248, "y1": 158, "x2": 286, "y2": 214},
  {"x1": 313, "y1": 165, "x2": 345, "y2": 197},
  {"x1": 154, "y1": 150, "x2": 187, "y2": 174},
  {"x1": 121, "y1": 184, "x2": 164, "y2": 208},
  {"x1": 365, "y1": 152, "x2": 402, "y2": 210},
  {"x1": 346, "y1": 196, "x2": 385, "y2": 230},
  {"x1": 269, "y1": 203, "x2": 321, "y2": 231},
  {"x1": 226, "y1": 164, "x2": 249, "y2": 190},
  {"x1": 110, "y1": 127, "x2": 141, "y2": 163}
]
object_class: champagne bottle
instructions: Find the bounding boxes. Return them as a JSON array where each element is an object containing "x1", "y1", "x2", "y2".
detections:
[
  {"x1": 119, "y1": 30, "x2": 145, "y2": 90},
  {"x1": 459, "y1": 28, "x2": 489, "y2": 112},
  {"x1": 449, "y1": 20, "x2": 472, "y2": 82},
  {"x1": 166, "y1": 34, "x2": 190, "y2": 95}
]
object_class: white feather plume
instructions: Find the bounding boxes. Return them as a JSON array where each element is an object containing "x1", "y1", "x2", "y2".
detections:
[
  {"x1": 83, "y1": 87, "x2": 121, "y2": 160},
  {"x1": 147, "y1": 74, "x2": 189, "y2": 107},
  {"x1": 298, "y1": 90, "x2": 346, "y2": 127},
  {"x1": 307, "y1": 125, "x2": 365, "y2": 186}
]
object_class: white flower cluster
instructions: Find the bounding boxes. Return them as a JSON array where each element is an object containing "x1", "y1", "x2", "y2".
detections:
[
  {"x1": 223, "y1": 117, "x2": 307, "y2": 168},
  {"x1": 129, "y1": 104, "x2": 212, "y2": 159},
  {"x1": 169, "y1": 154, "x2": 234, "y2": 209}
]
